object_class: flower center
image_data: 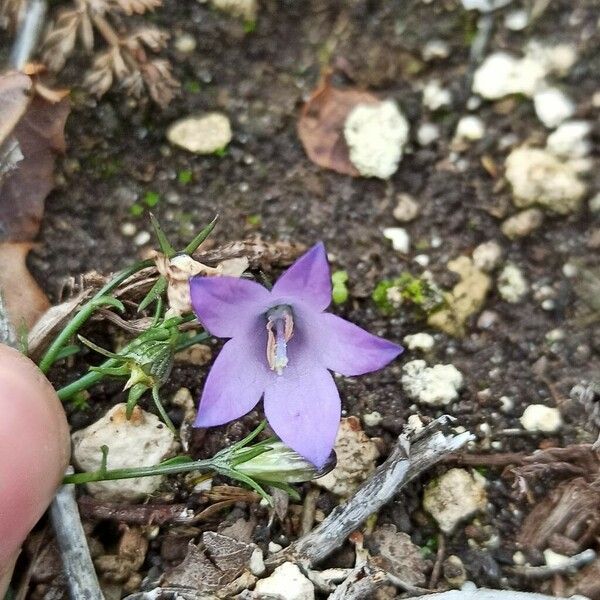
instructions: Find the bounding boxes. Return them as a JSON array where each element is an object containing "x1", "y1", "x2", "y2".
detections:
[{"x1": 266, "y1": 304, "x2": 294, "y2": 375}]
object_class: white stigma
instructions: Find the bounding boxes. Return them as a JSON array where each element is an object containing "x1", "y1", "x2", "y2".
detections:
[{"x1": 266, "y1": 305, "x2": 294, "y2": 375}]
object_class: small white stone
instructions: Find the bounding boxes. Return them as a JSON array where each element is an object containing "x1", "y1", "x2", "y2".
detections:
[
  {"x1": 472, "y1": 240, "x2": 502, "y2": 272},
  {"x1": 520, "y1": 404, "x2": 562, "y2": 433},
  {"x1": 422, "y1": 39, "x2": 450, "y2": 61},
  {"x1": 249, "y1": 548, "x2": 265, "y2": 576},
  {"x1": 547, "y1": 120, "x2": 592, "y2": 158},
  {"x1": 134, "y1": 230, "x2": 151, "y2": 246},
  {"x1": 505, "y1": 146, "x2": 586, "y2": 214},
  {"x1": 466, "y1": 96, "x2": 482, "y2": 110},
  {"x1": 513, "y1": 551, "x2": 526, "y2": 565},
  {"x1": 407, "y1": 414, "x2": 425, "y2": 432},
  {"x1": 255, "y1": 562, "x2": 315, "y2": 600},
  {"x1": 174, "y1": 33, "x2": 196, "y2": 53},
  {"x1": 167, "y1": 113, "x2": 232, "y2": 154},
  {"x1": 120, "y1": 222, "x2": 137, "y2": 237},
  {"x1": 393, "y1": 193, "x2": 420, "y2": 222},
  {"x1": 423, "y1": 79, "x2": 452, "y2": 111},
  {"x1": 210, "y1": 0, "x2": 257, "y2": 20},
  {"x1": 589, "y1": 192, "x2": 600, "y2": 213},
  {"x1": 363, "y1": 411, "x2": 383, "y2": 427},
  {"x1": 499, "y1": 396, "x2": 514, "y2": 413},
  {"x1": 533, "y1": 88, "x2": 575, "y2": 128},
  {"x1": 501, "y1": 208, "x2": 544, "y2": 239},
  {"x1": 268, "y1": 542, "x2": 283, "y2": 554},
  {"x1": 455, "y1": 115, "x2": 485, "y2": 141},
  {"x1": 417, "y1": 122, "x2": 441, "y2": 146},
  {"x1": 498, "y1": 263, "x2": 528, "y2": 303},
  {"x1": 423, "y1": 468, "x2": 487, "y2": 534},
  {"x1": 473, "y1": 52, "x2": 546, "y2": 99},
  {"x1": 344, "y1": 100, "x2": 409, "y2": 179},
  {"x1": 527, "y1": 41, "x2": 577, "y2": 76},
  {"x1": 383, "y1": 227, "x2": 410, "y2": 253},
  {"x1": 562, "y1": 263, "x2": 578, "y2": 278},
  {"x1": 403, "y1": 333, "x2": 435, "y2": 352},
  {"x1": 461, "y1": 0, "x2": 512, "y2": 11},
  {"x1": 546, "y1": 328, "x2": 565, "y2": 342},
  {"x1": 414, "y1": 254, "x2": 430, "y2": 267},
  {"x1": 72, "y1": 404, "x2": 176, "y2": 501},
  {"x1": 477, "y1": 310, "x2": 498, "y2": 329},
  {"x1": 402, "y1": 360, "x2": 464, "y2": 406},
  {"x1": 504, "y1": 9, "x2": 529, "y2": 30}
]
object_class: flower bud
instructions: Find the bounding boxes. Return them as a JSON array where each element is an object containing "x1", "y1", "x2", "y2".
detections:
[{"x1": 235, "y1": 442, "x2": 336, "y2": 484}]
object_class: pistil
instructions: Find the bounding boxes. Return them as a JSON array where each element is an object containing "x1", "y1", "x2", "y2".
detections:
[{"x1": 266, "y1": 305, "x2": 294, "y2": 375}]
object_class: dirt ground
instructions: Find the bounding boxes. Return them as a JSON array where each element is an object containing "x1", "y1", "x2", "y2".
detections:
[{"x1": 5, "y1": 0, "x2": 600, "y2": 597}]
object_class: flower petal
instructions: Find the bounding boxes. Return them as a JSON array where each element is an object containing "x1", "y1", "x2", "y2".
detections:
[
  {"x1": 271, "y1": 242, "x2": 332, "y2": 311},
  {"x1": 264, "y1": 365, "x2": 340, "y2": 468},
  {"x1": 190, "y1": 276, "x2": 270, "y2": 338},
  {"x1": 194, "y1": 335, "x2": 269, "y2": 427},
  {"x1": 317, "y1": 313, "x2": 403, "y2": 376}
]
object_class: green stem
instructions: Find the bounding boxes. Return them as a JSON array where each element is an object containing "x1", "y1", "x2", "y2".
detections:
[
  {"x1": 63, "y1": 458, "x2": 214, "y2": 485},
  {"x1": 38, "y1": 260, "x2": 153, "y2": 373}
]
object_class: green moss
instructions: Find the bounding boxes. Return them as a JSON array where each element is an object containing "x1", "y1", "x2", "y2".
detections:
[
  {"x1": 184, "y1": 80, "x2": 201, "y2": 94},
  {"x1": 213, "y1": 147, "x2": 228, "y2": 157},
  {"x1": 130, "y1": 203, "x2": 144, "y2": 217},
  {"x1": 144, "y1": 191, "x2": 160, "y2": 208},
  {"x1": 178, "y1": 169, "x2": 193, "y2": 185},
  {"x1": 244, "y1": 20, "x2": 257, "y2": 33},
  {"x1": 246, "y1": 214, "x2": 262, "y2": 226},
  {"x1": 372, "y1": 273, "x2": 444, "y2": 316}
]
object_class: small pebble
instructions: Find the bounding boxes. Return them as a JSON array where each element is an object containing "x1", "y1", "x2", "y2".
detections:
[
  {"x1": 414, "y1": 254, "x2": 430, "y2": 267},
  {"x1": 393, "y1": 193, "x2": 420, "y2": 222},
  {"x1": 499, "y1": 396, "x2": 514, "y2": 413},
  {"x1": 423, "y1": 79, "x2": 452, "y2": 111},
  {"x1": 472, "y1": 240, "x2": 502, "y2": 272},
  {"x1": 501, "y1": 208, "x2": 544, "y2": 239},
  {"x1": 174, "y1": 33, "x2": 196, "y2": 53},
  {"x1": 497, "y1": 263, "x2": 528, "y2": 303},
  {"x1": 120, "y1": 223, "x2": 137, "y2": 237},
  {"x1": 422, "y1": 39, "x2": 451, "y2": 61},
  {"x1": 589, "y1": 192, "x2": 600, "y2": 213},
  {"x1": 403, "y1": 332, "x2": 435, "y2": 352},
  {"x1": 504, "y1": 9, "x2": 529, "y2": 30},
  {"x1": 455, "y1": 115, "x2": 485, "y2": 141},
  {"x1": 477, "y1": 310, "x2": 498, "y2": 329},
  {"x1": 417, "y1": 122, "x2": 441, "y2": 146},
  {"x1": 533, "y1": 88, "x2": 575, "y2": 128},
  {"x1": 562, "y1": 263, "x2": 577, "y2": 278},
  {"x1": 134, "y1": 231, "x2": 151, "y2": 246},
  {"x1": 520, "y1": 404, "x2": 562, "y2": 433},
  {"x1": 363, "y1": 411, "x2": 383, "y2": 427},
  {"x1": 383, "y1": 227, "x2": 410, "y2": 253}
]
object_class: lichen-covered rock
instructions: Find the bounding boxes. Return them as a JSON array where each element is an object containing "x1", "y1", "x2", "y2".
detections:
[
  {"x1": 344, "y1": 100, "x2": 409, "y2": 179},
  {"x1": 423, "y1": 468, "x2": 487, "y2": 533},
  {"x1": 403, "y1": 332, "x2": 435, "y2": 352},
  {"x1": 167, "y1": 113, "x2": 232, "y2": 154},
  {"x1": 501, "y1": 208, "x2": 544, "y2": 239},
  {"x1": 315, "y1": 416, "x2": 379, "y2": 497},
  {"x1": 72, "y1": 404, "x2": 176, "y2": 501},
  {"x1": 546, "y1": 120, "x2": 592, "y2": 159},
  {"x1": 520, "y1": 404, "x2": 562, "y2": 433},
  {"x1": 472, "y1": 241, "x2": 503, "y2": 273},
  {"x1": 505, "y1": 147, "x2": 586, "y2": 214},
  {"x1": 402, "y1": 360, "x2": 464, "y2": 406},
  {"x1": 533, "y1": 87, "x2": 574, "y2": 129}
]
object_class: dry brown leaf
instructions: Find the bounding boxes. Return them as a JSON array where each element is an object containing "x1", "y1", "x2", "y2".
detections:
[
  {"x1": 0, "y1": 243, "x2": 50, "y2": 331},
  {"x1": 0, "y1": 94, "x2": 70, "y2": 242},
  {"x1": 297, "y1": 73, "x2": 380, "y2": 176},
  {"x1": 110, "y1": 0, "x2": 161, "y2": 15},
  {"x1": 41, "y1": 8, "x2": 81, "y2": 72}
]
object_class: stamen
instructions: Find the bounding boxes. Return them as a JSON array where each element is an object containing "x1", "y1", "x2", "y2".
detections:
[{"x1": 266, "y1": 305, "x2": 294, "y2": 375}]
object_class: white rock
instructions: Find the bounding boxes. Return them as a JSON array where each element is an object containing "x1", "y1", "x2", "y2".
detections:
[
  {"x1": 316, "y1": 417, "x2": 380, "y2": 497},
  {"x1": 505, "y1": 147, "x2": 586, "y2": 214},
  {"x1": 472, "y1": 241, "x2": 502, "y2": 273},
  {"x1": 562, "y1": 263, "x2": 577, "y2": 278},
  {"x1": 546, "y1": 120, "x2": 592, "y2": 158},
  {"x1": 255, "y1": 562, "x2": 315, "y2": 600},
  {"x1": 589, "y1": 192, "x2": 600, "y2": 213},
  {"x1": 383, "y1": 227, "x2": 410, "y2": 253},
  {"x1": 344, "y1": 100, "x2": 409, "y2": 179},
  {"x1": 249, "y1": 548, "x2": 266, "y2": 576},
  {"x1": 527, "y1": 41, "x2": 577, "y2": 76},
  {"x1": 423, "y1": 468, "x2": 487, "y2": 533},
  {"x1": 402, "y1": 360, "x2": 463, "y2": 406},
  {"x1": 455, "y1": 115, "x2": 486, "y2": 141},
  {"x1": 167, "y1": 113, "x2": 232, "y2": 154},
  {"x1": 501, "y1": 208, "x2": 544, "y2": 239},
  {"x1": 210, "y1": 0, "x2": 257, "y2": 20},
  {"x1": 504, "y1": 9, "x2": 529, "y2": 30},
  {"x1": 363, "y1": 411, "x2": 383, "y2": 427},
  {"x1": 533, "y1": 87, "x2": 575, "y2": 128},
  {"x1": 461, "y1": 0, "x2": 512, "y2": 11},
  {"x1": 72, "y1": 404, "x2": 176, "y2": 500},
  {"x1": 473, "y1": 52, "x2": 546, "y2": 99},
  {"x1": 417, "y1": 122, "x2": 441, "y2": 146},
  {"x1": 543, "y1": 549, "x2": 571, "y2": 569},
  {"x1": 414, "y1": 254, "x2": 430, "y2": 267},
  {"x1": 423, "y1": 79, "x2": 452, "y2": 111},
  {"x1": 422, "y1": 39, "x2": 450, "y2": 61},
  {"x1": 134, "y1": 230, "x2": 151, "y2": 246},
  {"x1": 120, "y1": 222, "x2": 136, "y2": 237},
  {"x1": 520, "y1": 404, "x2": 562, "y2": 433},
  {"x1": 404, "y1": 333, "x2": 435, "y2": 352},
  {"x1": 393, "y1": 193, "x2": 420, "y2": 222},
  {"x1": 497, "y1": 263, "x2": 528, "y2": 303},
  {"x1": 174, "y1": 33, "x2": 196, "y2": 53}
]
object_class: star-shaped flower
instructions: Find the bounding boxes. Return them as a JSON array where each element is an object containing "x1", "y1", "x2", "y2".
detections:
[{"x1": 189, "y1": 243, "x2": 403, "y2": 467}]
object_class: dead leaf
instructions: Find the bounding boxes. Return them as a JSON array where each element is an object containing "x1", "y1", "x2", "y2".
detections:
[
  {"x1": 0, "y1": 243, "x2": 50, "y2": 331},
  {"x1": 297, "y1": 73, "x2": 379, "y2": 176},
  {"x1": 0, "y1": 94, "x2": 70, "y2": 242},
  {"x1": 161, "y1": 532, "x2": 257, "y2": 596}
]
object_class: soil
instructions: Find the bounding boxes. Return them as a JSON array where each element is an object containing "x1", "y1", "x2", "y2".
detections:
[{"x1": 4, "y1": 0, "x2": 600, "y2": 598}]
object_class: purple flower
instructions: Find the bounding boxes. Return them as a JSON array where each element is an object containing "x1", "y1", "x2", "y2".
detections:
[{"x1": 189, "y1": 243, "x2": 403, "y2": 467}]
